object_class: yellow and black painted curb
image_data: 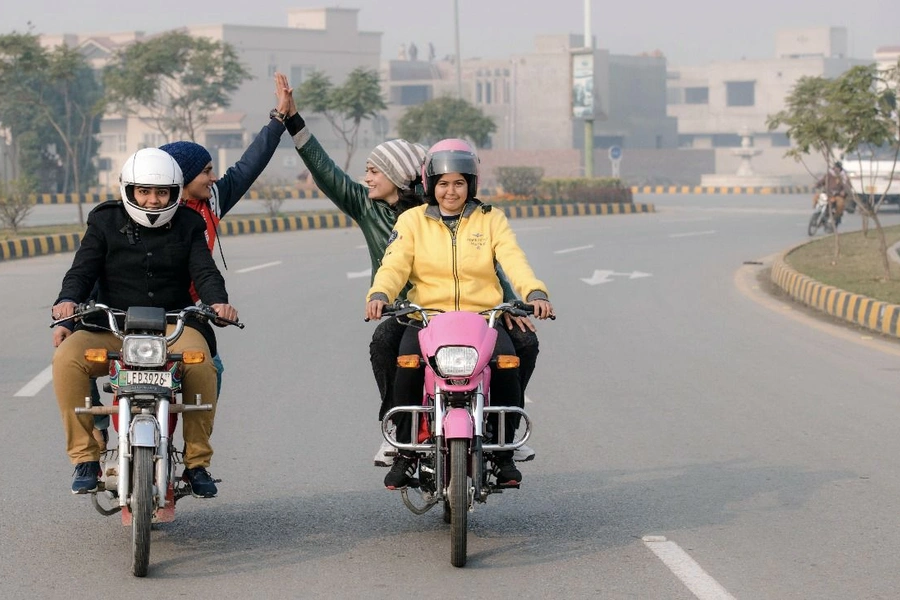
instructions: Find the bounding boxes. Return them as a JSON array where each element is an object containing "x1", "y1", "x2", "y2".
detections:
[
  {"x1": 0, "y1": 202, "x2": 654, "y2": 262},
  {"x1": 1, "y1": 233, "x2": 83, "y2": 262},
  {"x1": 771, "y1": 247, "x2": 900, "y2": 338},
  {"x1": 631, "y1": 185, "x2": 812, "y2": 195},
  {"x1": 28, "y1": 184, "x2": 812, "y2": 204},
  {"x1": 29, "y1": 189, "x2": 326, "y2": 204}
]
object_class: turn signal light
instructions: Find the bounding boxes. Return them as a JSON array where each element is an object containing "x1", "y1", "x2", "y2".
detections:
[
  {"x1": 495, "y1": 355, "x2": 520, "y2": 369},
  {"x1": 84, "y1": 349, "x2": 108, "y2": 363},
  {"x1": 397, "y1": 354, "x2": 420, "y2": 368},
  {"x1": 182, "y1": 351, "x2": 205, "y2": 364}
]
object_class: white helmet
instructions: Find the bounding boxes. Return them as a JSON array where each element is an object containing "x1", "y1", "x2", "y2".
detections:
[{"x1": 119, "y1": 148, "x2": 184, "y2": 228}]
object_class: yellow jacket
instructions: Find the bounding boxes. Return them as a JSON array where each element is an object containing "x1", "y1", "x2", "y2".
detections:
[{"x1": 367, "y1": 201, "x2": 548, "y2": 312}]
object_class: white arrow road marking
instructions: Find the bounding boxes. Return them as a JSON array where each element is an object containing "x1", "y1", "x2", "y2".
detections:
[
  {"x1": 581, "y1": 270, "x2": 653, "y2": 286},
  {"x1": 669, "y1": 230, "x2": 716, "y2": 238},
  {"x1": 554, "y1": 244, "x2": 594, "y2": 254},
  {"x1": 524, "y1": 394, "x2": 533, "y2": 404},
  {"x1": 15, "y1": 365, "x2": 53, "y2": 397},
  {"x1": 347, "y1": 268, "x2": 373, "y2": 279},
  {"x1": 236, "y1": 261, "x2": 282, "y2": 273},
  {"x1": 643, "y1": 536, "x2": 736, "y2": 600}
]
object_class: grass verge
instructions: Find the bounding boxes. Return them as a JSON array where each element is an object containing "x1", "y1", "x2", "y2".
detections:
[{"x1": 785, "y1": 224, "x2": 900, "y2": 304}]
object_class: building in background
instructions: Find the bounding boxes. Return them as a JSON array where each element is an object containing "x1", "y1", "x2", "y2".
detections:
[
  {"x1": 21, "y1": 16, "x2": 893, "y2": 191},
  {"x1": 667, "y1": 26, "x2": 869, "y2": 184},
  {"x1": 40, "y1": 7, "x2": 380, "y2": 190},
  {"x1": 382, "y1": 33, "x2": 676, "y2": 185}
]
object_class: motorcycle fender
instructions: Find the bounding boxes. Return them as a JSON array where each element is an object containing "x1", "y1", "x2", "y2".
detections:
[
  {"x1": 130, "y1": 416, "x2": 158, "y2": 448},
  {"x1": 443, "y1": 408, "x2": 473, "y2": 439}
]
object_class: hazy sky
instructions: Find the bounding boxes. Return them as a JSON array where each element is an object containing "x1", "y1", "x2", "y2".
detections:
[{"x1": 7, "y1": 0, "x2": 897, "y2": 66}]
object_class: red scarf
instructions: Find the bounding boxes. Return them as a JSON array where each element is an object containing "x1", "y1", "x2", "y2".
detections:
[{"x1": 181, "y1": 197, "x2": 221, "y2": 303}]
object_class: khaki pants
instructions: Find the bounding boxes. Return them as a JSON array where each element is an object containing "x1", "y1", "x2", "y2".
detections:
[
  {"x1": 53, "y1": 327, "x2": 218, "y2": 468},
  {"x1": 813, "y1": 193, "x2": 845, "y2": 218}
]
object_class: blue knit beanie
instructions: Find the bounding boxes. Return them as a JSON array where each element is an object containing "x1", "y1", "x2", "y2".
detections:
[{"x1": 159, "y1": 141, "x2": 212, "y2": 186}]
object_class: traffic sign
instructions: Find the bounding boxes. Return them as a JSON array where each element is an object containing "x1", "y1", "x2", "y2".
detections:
[{"x1": 608, "y1": 146, "x2": 622, "y2": 160}]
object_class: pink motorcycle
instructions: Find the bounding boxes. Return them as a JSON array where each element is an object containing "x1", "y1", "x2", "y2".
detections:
[{"x1": 378, "y1": 300, "x2": 550, "y2": 567}]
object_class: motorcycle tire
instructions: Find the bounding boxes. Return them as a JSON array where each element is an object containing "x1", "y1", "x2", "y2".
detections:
[
  {"x1": 131, "y1": 446, "x2": 154, "y2": 577},
  {"x1": 449, "y1": 438, "x2": 469, "y2": 568},
  {"x1": 808, "y1": 212, "x2": 822, "y2": 237}
]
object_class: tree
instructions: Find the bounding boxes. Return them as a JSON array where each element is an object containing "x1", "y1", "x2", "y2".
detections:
[
  {"x1": 295, "y1": 68, "x2": 386, "y2": 171},
  {"x1": 103, "y1": 31, "x2": 252, "y2": 142},
  {"x1": 768, "y1": 62, "x2": 899, "y2": 277},
  {"x1": 0, "y1": 177, "x2": 36, "y2": 233},
  {"x1": 0, "y1": 31, "x2": 104, "y2": 224},
  {"x1": 396, "y1": 96, "x2": 496, "y2": 148}
]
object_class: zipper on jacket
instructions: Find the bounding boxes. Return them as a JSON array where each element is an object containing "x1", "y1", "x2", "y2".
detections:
[{"x1": 446, "y1": 218, "x2": 461, "y2": 310}]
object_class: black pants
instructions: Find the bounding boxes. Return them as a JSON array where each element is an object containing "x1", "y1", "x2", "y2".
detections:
[
  {"x1": 391, "y1": 324, "x2": 520, "y2": 445},
  {"x1": 370, "y1": 318, "x2": 539, "y2": 421}
]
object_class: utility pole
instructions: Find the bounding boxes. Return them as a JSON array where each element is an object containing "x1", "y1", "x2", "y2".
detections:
[
  {"x1": 454, "y1": 0, "x2": 463, "y2": 99},
  {"x1": 583, "y1": 0, "x2": 593, "y2": 178}
]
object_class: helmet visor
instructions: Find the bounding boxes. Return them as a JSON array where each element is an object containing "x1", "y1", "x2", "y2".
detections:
[{"x1": 424, "y1": 151, "x2": 478, "y2": 178}]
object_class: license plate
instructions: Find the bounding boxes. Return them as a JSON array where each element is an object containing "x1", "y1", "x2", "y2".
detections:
[{"x1": 123, "y1": 371, "x2": 172, "y2": 386}]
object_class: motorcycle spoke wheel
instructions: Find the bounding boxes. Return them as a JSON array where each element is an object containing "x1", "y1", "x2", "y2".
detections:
[
  {"x1": 808, "y1": 212, "x2": 821, "y2": 236},
  {"x1": 131, "y1": 446, "x2": 154, "y2": 577},
  {"x1": 449, "y1": 438, "x2": 469, "y2": 568}
]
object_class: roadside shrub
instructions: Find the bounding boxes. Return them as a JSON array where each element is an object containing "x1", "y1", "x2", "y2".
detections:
[
  {"x1": 496, "y1": 166, "x2": 544, "y2": 198},
  {"x1": 249, "y1": 181, "x2": 287, "y2": 217},
  {"x1": 0, "y1": 178, "x2": 36, "y2": 234},
  {"x1": 538, "y1": 178, "x2": 633, "y2": 204}
]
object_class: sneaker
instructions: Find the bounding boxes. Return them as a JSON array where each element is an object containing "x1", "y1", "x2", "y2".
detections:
[
  {"x1": 384, "y1": 453, "x2": 417, "y2": 490},
  {"x1": 374, "y1": 439, "x2": 396, "y2": 467},
  {"x1": 182, "y1": 466, "x2": 218, "y2": 498},
  {"x1": 71, "y1": 461, "x2": 101, "y2": 494},
  {"x1": 513, "y1": 443, "x2": 535, "y2": 462},
  {"x1": 493, "y1": 452, "x2": 522, "y2": 486}
]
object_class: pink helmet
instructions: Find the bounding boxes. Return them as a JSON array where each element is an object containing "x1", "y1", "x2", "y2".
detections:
[{"x1": 422, "y1": 138, "x2": 480, "y2": 199}]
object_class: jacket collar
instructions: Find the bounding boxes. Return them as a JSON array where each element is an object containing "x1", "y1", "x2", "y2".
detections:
[{"x1": 424, "y1": 200, "x2": 479, "y2": 221}]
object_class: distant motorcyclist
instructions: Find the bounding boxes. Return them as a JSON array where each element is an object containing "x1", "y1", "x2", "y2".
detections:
[{"x1": 814, "y1": 161, "x2": 850, "y2": 226}]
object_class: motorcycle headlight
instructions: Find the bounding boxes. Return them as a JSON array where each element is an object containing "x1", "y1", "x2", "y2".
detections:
[
  {"x1": 121, "y1": 335, "x2": 167, "y2": 367},
  {"x1": 435, "y1": 346, "x2": 478, "y2": 377}
]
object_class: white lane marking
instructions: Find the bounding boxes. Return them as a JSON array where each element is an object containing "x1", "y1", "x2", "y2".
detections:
[
  {"x1": 347, "y1": 268, "x2": 372, "y2": 279},
  {"x1": 554, "y1": 244, "x2": 594, "y2": 254},
  {"x1": 643, "y1": 536, "x2": 737, "y2": 600},
  {"x1": 235, "y1": 261, "x2": 282, "y2": 273},
  {"x1": 669, "y1": 230, "x2": 717, "y2": 238},
  {"x1": 15, "y1": 365, "x2": 53, "y2": 397}
]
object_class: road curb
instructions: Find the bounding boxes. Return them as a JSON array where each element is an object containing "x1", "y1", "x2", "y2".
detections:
[
  {"x1": 1, "y1": 202, "x2": 655, "y2": 262},
  {"x1": 631, "y1": 185, "x2": 812, "y2": 195},
  {"x1": 770, "y1": 243, "x2": 900, "y2": 338}
]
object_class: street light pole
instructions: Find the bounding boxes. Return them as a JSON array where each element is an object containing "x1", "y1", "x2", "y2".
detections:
[
  {"x1": 454, "y1": 0, "x2": 463, "y2": 99},
  {"x1": 583, "y1": 0, "x2": 593, "y2": 178}
]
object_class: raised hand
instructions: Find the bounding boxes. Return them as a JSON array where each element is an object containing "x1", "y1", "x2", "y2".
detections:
[{"x1": 274, "y1": 72, "x2": 296, "y2": 117}]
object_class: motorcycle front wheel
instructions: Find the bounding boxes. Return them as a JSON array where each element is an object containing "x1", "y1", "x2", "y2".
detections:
[
  {"x1": 808, "y1": 211, "x2": 823, "y2": 236},
  {"x1": 131, "y1": 446, "x2": 154, "y2": 577},
  {"x1": 449, "y1": 438, "x2": 469, "y2": 568}
]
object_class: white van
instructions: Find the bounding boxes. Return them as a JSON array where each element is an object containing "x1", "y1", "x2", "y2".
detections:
[{"x1": 843, "y1": 156, "x2": 900, "y2": 208}]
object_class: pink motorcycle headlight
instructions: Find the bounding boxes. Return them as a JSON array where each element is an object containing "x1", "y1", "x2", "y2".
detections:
[{"x1": 435, "y1": 346, "x2": 478, "y2": 377}]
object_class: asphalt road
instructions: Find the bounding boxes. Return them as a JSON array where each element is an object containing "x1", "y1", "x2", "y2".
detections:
[{"x1": 5, "y1": 194, "x2": 900, "y2": 598}]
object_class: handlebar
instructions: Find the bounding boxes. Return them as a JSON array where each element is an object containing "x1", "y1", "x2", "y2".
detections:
[
  {"x1": 50, "y1": 301, "x2": 244, "y2": 344},
  {"x1": 368, "y1": 299, "x2": 555, "y2": 327}
]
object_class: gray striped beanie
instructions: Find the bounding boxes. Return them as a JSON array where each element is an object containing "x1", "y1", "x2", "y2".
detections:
[{"x1": 367, "y1": 139, "x2": 428, "y2": 190}]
